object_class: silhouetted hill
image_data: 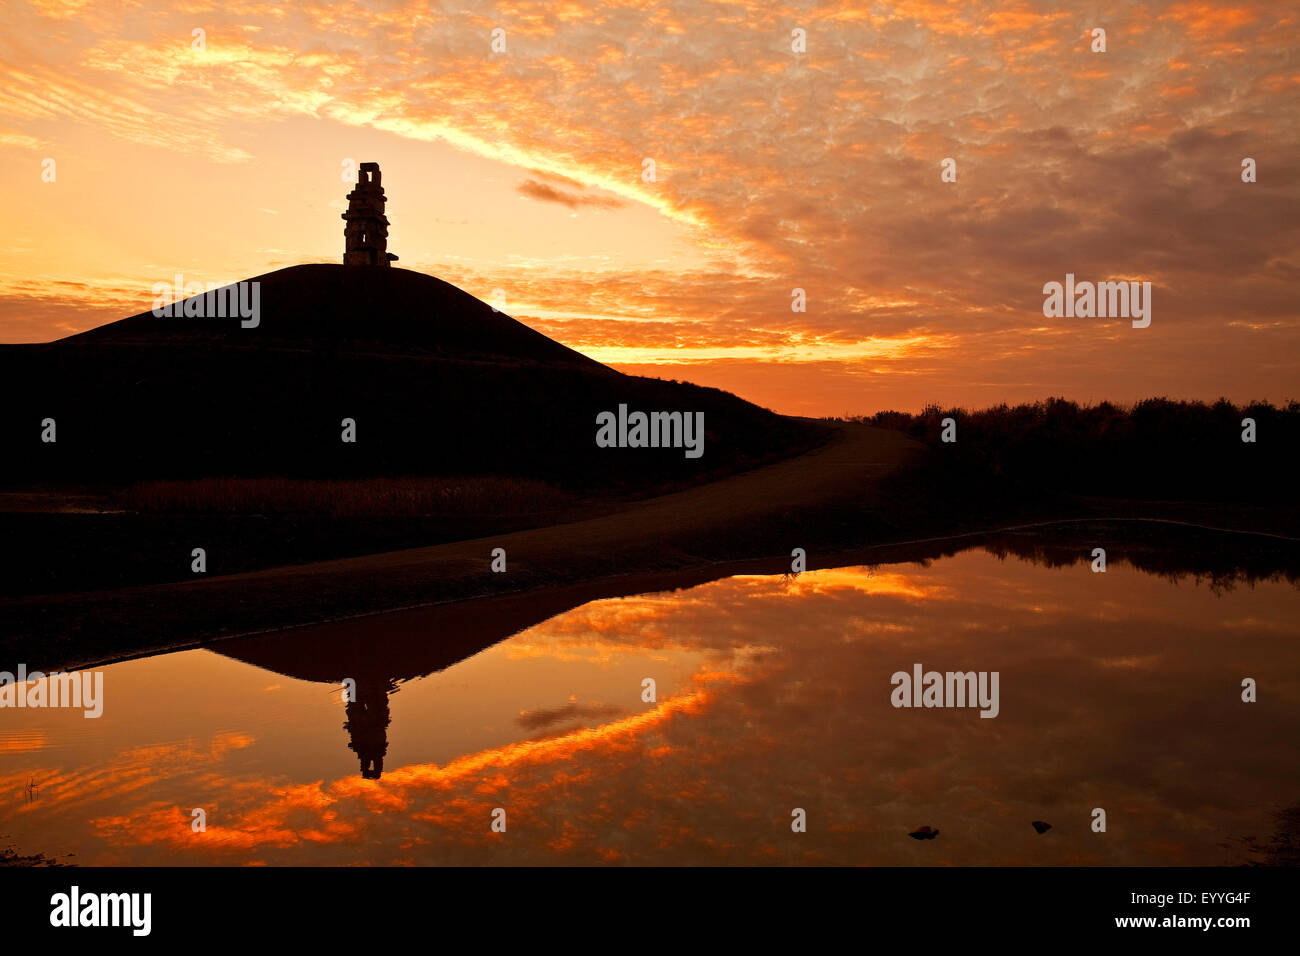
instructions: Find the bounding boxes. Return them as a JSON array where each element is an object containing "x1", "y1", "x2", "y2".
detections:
[
  {"x1": 65, "y1": 264, "x2": 602, "y2": 366},
  {"x1": 0, "y1": 265, "x2": 825, "y2": 486}
]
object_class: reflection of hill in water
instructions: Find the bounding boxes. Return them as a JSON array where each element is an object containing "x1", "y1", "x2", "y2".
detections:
[
  {"x1": 209, "y1": 519, "x2": 1300, "y2": 779},
  {"x1": 214, "y1": 588, "x2": 581, "y2": 779},
  {"x1": 213, "y1": 584, "x2": 589, "y2": 684},
  {"x1": 213, "y1": 577, "x2": 713, "y2": 779},
  {"x1": 217, "y1": 518, "x2": 1300, "y2": 689}
]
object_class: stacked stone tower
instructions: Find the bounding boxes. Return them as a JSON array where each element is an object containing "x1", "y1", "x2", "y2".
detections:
[{"x1": 342, "y1": 162, "x2": 398, "y2": 266}]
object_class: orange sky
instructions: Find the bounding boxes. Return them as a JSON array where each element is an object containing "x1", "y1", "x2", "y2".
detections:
[{"x1": 1, "y1": 0, "x2": 1297, "y2": 415}]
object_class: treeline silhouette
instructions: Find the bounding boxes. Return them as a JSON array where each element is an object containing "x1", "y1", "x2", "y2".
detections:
[
  {"x1": 959, "y1": 523, "x2": 1298, "y2": 594},
  {"x1": 847, "y1": 398, "x2": 1299, "y2": 505}
]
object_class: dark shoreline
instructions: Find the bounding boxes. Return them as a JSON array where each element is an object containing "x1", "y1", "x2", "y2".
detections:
[
  {"x1": 9, "y1": 511, "x2": 1298, "y2": 677},
  {"x1": 3, "y1": 422, "x2": 1297, "y2": 675},
  {"x1": 3, "y1": 513, "x2": 1298, "y2": 872}
]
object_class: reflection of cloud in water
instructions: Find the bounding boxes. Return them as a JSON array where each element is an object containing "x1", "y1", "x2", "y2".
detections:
[
  {"x1": 4, "y1": 549, "x2": 1299, "y2": 865},
  {"x1": 517, "y1": 701, "x2": 626, "y2": 732},
  {"x1": 89, "y1": 683, "x2": 726, "y2": 863}
]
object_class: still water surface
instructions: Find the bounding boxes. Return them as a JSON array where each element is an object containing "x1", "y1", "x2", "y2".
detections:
[{"x1": 3, "y1": 545, "x2": 1297, "y2": 865}]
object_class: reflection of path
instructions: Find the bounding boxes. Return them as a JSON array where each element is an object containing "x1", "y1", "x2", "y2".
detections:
[
  {"x1": 344, "y1": 677, "x2": 393, "y2": 779},
  {"x1": 7, "y1": 422, "x2": 922, "y2": 673}
]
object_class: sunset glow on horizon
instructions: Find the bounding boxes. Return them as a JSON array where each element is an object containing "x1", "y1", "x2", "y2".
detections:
[{"x1": 1, "y1": 0, "x2": 1296, "y2": 415}]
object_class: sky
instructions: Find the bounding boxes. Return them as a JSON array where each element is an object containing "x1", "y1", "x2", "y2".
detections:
[{"x1": 0, "y1": 0, "x2": 1296, "y2": 416}]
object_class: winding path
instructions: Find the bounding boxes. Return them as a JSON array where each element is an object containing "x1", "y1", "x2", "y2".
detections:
[{"x1": 2, "y1": 422, "x2": 922, "y2": 670}]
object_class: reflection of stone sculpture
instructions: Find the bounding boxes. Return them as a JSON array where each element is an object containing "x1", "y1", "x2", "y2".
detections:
[
  {"x1": 344, "y1": 677, "x2": 394, "y2": 779},
  {"x1": 341, "y1": 162, "x2": 398, "y2": 267}
]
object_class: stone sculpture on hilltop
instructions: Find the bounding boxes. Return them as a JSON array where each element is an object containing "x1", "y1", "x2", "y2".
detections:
[{"x1": 342, "y1": 162, "x2": 398, "y2": 267}]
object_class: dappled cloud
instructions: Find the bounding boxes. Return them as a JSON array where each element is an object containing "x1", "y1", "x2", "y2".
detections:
[{"x1": 0, "y1": 0, "x2": 1296, "y2": 412}]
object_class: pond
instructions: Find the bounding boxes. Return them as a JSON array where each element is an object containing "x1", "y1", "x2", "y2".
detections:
[{"x1": 2, "y1": 539, "x2": 1297, "y2": 865}]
